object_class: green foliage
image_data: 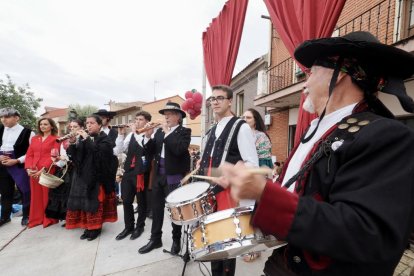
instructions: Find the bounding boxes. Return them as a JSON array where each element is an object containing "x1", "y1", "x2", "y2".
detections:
[
  {"x1": 68, "y1": 103, "x2": 99, "y2": 120},
  {"x1": 0, "y1": 75, "x2": 42, "y2": 129}
]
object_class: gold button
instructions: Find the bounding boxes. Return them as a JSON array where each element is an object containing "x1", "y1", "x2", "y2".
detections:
[
  {"x1": 347, "y1": 118, "x2": 358, "y2": 124},
  {"x1": 348, "y1": 126, "x2": 360, "y2": 133},
  {"x1": 358, "y1": 120, "x2": 370, "y2": 126},
  {"x1": 338, "y1": 123, "x2": 349, "y2": 129}
]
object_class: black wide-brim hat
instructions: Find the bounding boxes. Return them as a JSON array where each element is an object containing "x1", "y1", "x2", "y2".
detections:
[
  {"x1": 159, "y1": 102, "x2": 186, "y2": 118},
  {"x1": 93, "y1": 109, "x2": 117, "y2": 118},
  {"x1": 294, "y1": 31, "x2": 414, "y2": 79}
]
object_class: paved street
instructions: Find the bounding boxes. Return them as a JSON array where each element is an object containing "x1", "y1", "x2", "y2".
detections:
[
  {"x1": 0, "y1": 206, "x2": 270, "y2": 276},
  {"x1": 1, "y1": 205, "x2": 414, "y2": 276}
]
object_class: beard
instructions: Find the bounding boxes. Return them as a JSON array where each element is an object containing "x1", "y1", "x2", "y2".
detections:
[{"x1": 302, "y1": 89, "x2": 316, "y2": 114}]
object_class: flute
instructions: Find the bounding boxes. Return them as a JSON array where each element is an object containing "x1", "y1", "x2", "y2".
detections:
[
  {"x1": 56, "y1": 130, "x2": 89, "y2": 142},
  {"x1": 136, "y1": 123, "x2": 162, "y2": 134}
]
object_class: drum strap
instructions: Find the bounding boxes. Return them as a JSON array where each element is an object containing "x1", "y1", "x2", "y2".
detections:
[{"x1": 220, "y1": 118, "x2": 243, "y2": 165}]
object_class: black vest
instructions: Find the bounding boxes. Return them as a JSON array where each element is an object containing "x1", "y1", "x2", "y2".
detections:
[
  {"x1": 199, "y1": 117, "x2": 244, "y2": 176},
  {"x1": 123, "y1": 134, "x2": 146, "y2": 175},
  {"x1": 0, "y1": 125, "x2": 32, "y2": 168}
]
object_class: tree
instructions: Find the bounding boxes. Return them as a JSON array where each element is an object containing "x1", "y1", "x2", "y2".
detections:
[
  {"x1": 0, "y1": 75, "x2": 42, "y2": 129},
  {"x1": 68, "y1": 104, "x2": 99, "y2": 120}
]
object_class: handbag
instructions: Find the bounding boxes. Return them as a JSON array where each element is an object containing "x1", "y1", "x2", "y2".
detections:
[{"x1": 39, "y1": 162, "x2": 68, "y2": 189}]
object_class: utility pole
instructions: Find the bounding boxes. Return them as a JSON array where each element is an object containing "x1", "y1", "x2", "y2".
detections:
[{"x1": 153, "y1": 80, "x2": 159, "y2": 101}]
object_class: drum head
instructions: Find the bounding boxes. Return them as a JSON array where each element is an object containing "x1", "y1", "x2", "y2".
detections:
[{"x1": 166, "y1": 182, "x2": 210, "y2": 203}]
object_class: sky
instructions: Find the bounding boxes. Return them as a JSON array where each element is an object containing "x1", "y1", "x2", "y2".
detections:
[{"x1": 0, "y1": 0, "x2": 270, "y2": 113}]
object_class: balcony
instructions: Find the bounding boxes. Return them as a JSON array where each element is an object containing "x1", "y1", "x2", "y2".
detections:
[{"x1": 261, "y1": 0, "x2": 414, "y2": 103}]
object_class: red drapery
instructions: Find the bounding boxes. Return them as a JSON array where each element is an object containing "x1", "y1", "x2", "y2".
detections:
[
  {"x1": 263, "y1": 0, "x2": 346, "y2": 146},
  {"x1": 202, "y1": 0, "x2": 249, "y2": 86}
]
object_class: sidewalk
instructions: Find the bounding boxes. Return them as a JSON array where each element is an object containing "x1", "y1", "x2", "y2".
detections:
[{"x1": 0, "y1": 206, "x2": 270, "y2": 276}]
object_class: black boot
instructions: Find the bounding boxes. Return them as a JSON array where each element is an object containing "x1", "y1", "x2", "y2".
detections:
[
  {"x1": 115, "y1": 228, "x2": 133, "y2": 240},
  {"x1": 138, "y1": 239, "x2": 162, "y2": 254},
  {"x1": 80, "y1": 229, "x2": 90, "y2": 240},
  {"x1": 130, "y1": 227, "x2": 144, "y2": 240},
  {"x1": 0, "y1": 218, "x2": 11, "y2": 227},
  {"x1": 87, "y1": 229, "x2": 101, "y2": 241}
]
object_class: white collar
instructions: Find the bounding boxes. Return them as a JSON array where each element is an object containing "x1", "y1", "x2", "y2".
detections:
[{"x1": 5, "y1": 123, "x2": 22, "y2": 131}]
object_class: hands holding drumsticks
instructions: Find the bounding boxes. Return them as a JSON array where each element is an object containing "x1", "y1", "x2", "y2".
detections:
[{"x1": 191, "y1": 162, "x2": 270, "y2": 202}]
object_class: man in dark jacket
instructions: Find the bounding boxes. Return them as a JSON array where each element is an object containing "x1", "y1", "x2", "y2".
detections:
[
  {"x1": 217, "y1": 32, "x2": 414, "y2": 276},
  {"x1": 138, "y1": 102, "x2": 191, "y2": 255}
]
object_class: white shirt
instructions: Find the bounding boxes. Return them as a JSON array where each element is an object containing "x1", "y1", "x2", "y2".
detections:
[
  {"x1": 102, "y1": 126, "x2": 110, "y2": 135},
  {"x1": 282, "y1": 103, "x2": 357, "y2": 192},
  {"x1": 0, "y1": 124, "x2": 35, "y2": 163},
  {"x1": 116, "y1": 132, "x2": 146, "y2": 154},
  {"x1": 211, "y1": 116, "x2": 259, "y2": 167}
]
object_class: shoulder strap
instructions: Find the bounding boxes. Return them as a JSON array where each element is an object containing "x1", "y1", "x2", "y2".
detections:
[{"x1": 220, "y1": 118, "x2": 243, "y2": 165}]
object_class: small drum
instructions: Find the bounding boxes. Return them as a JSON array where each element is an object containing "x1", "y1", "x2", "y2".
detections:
[
  {"x1": 165, "y1": 181, "x2": 216, "y2": 225},
  {"x1": 189, "y1": 205, "x2": 287, "y2": 262}
]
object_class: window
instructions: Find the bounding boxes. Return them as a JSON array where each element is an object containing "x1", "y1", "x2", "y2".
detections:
[
  {"x1": 288, "y1": 125, "x2": 297, "y2": 154},
  {"x1": 236, "y1": 93, "x2": 244, "y2": 116},
  {"x1": 401, "y1": 0, "x2": 414, "y2": 38},
  {"x1": 128, "y1": 114, "x2": 132, "y2": 123},
  {"x1": 122, "y1": 115, "x2": 126, "y2": 124}
]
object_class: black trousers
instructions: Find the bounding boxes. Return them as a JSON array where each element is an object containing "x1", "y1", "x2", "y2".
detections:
[
  {"x1": 211, "y1": 259, "x2": 236, "y2": 276},
  {"x1": 0, "y1": 167, "x2": 29, "y2": 220},
  {"x1": 150, "y1": 174, "x2": 181, "y2": 241},
  {"x1": 121, "y1": 171, "x2": 150, "y2": 230}
]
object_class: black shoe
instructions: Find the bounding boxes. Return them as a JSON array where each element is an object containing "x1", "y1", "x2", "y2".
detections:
[
  {"x1": 0, "y1": 218, "x2": 11, "y2": 227},
  {"x1": 138, "y1": 239, "x2": 162, "y2": 254},
  {"x1": 130, "y1": 227, "x2": 144, "y2": 240},
  {"x1": 21, "y1": 217, "x2": 29, "y2": 226},
  {"x1": 80, "y1": 230, "x2": 90, "y2": 240},
  {"x1": 87, "y1": 229, "x2": 101, "y2": 241},
  {"x1": 116, "y1": 228, "x2": 133, "y2": 240},
  {"x1": 171, "y1": 239, "x2": 181, "y2": 255}
]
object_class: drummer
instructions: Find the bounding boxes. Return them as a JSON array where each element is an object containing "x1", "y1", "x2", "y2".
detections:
[
  {"x1": 198, "y1": 85, "x2": 258, "y2": 276},
  {"x1": 138, "y1": 102, "x2": 191, "y2": 255}
]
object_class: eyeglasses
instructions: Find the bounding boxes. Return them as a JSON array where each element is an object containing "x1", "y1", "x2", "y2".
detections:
[{"x1": 208, "y1": 96, "x2": 229, "y2": 103}]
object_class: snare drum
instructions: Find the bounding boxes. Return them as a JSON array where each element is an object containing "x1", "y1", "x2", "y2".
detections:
[
  {"x1": 189, "y1": 205, "x2": 287, "y2": 261},
  {"x1": 165, "y1": 182, "x2": 216, "y2": 225}
]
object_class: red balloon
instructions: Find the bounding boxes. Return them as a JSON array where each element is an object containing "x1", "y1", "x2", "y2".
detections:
[
  {"x1": 193, "y1": 102, "x2": 202, "y2": 111},
  {"x1": 185, "y1": 91, "x2": 194, "y2": 99},
  {"x1": 194, "y1": 109, "x2": 201, "y2": 116},
  {"x1": 193, "y1": 92, "x2": 203, "y2": 103},
  {"x1": 190, "y1": 115, "x2": 196, "y2": 120},
  {"x1": 181, "y1": 101, "x2": 188, "y2": 111},
  {"x1": 187, "y1": 108, "x2": 195, "y2": 116},
  {"x1": 186, "y1": 98, "x2": 194, "y2": 108}
]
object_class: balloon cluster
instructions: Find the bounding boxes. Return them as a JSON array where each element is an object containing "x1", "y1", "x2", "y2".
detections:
[{"x1": 181, "y1": 89, "x2": 203, "y2": 120}]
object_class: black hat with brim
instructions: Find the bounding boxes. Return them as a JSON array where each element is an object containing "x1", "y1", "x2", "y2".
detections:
[
  {"x1": 294, "y1": 31, "x2": 414, "y2": 79},
  {"x1": 93, "y1": 109, "x2": 117, "y2": 118},
  {"x1": 159, "y1": 102, "x2": 186, "y2": 118}
]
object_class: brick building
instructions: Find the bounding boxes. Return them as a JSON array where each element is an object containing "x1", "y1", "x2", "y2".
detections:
[
  {"x1": 255, "y1": 0, "x2": 414, "y2": 162},
  {"x1": 40, "y1": 106, "x2": 69, "y2": 136}
]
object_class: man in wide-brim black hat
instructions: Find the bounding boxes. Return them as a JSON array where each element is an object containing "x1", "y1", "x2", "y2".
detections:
[
  {"x1": 93, "y1": 109, "x2": 118, "y2": 143},
  {"x1": 215, "y1": 31, "x2": 414, "y2": 276}
]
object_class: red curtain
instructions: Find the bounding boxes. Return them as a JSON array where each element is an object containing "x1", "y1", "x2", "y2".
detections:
[
  {"x1": 263, "y1": 0, "x2": 346, "y2": 145},
  {"x1": 203, "y1": 0, "x2": 249, "y2": 86}
]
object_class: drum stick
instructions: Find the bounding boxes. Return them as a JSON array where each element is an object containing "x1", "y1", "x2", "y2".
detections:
[
  {"x1": 191, "y1": 175, "x2": 220, "y2": 182},
  {"x1": 180, "y1": 167, "x2": 199, "y2": 185}
]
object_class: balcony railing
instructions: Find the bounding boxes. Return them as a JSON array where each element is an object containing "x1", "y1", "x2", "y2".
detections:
[{"x1": 267, "y1": 0, "x2": 412, "y2": 95}]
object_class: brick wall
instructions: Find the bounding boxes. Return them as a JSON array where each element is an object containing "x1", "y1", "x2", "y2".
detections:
[{"x1": 267, "y1": 110, "x2": 289, "y2": 162}]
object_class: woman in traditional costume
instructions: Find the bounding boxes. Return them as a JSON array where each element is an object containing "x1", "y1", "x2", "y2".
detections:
[{"x1": 65, "y1": 115, "x2": 117, "y2": 241}]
